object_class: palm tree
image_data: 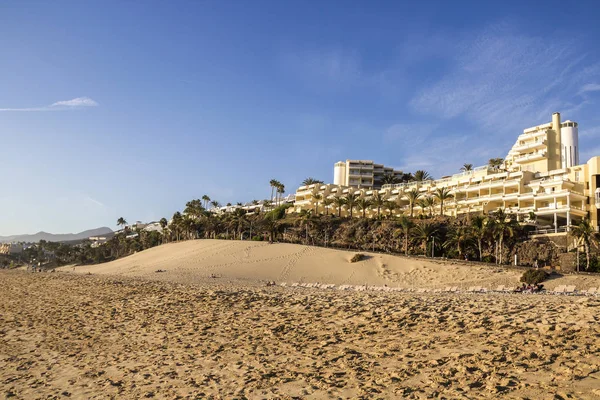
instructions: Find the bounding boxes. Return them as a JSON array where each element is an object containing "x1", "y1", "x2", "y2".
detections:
[
  {"x1": 276, "y1": 183, "x2": 285, "y2": 206},
  {"x1": 425, "y1": 196, "x2": 437, "y2": 217},
  {"x1": 417, "y1": 198, "x2": 429, "y2": 217},
  {"x1": 311, "y1": 193, "x2": 323, "y2": 214},
  {"x1": 184, "y1": 199, "x2": 204, "y2": 219},
  {"x1": 371, "y1": 192, "x2": 386, "y2": 218},
  {"x1": 397, "y1": 216, "x2": 414, "y2": 256},
  {"x1": 117, "y1": 217, "x2": 127, "y2": 231},
  {"x1": 302, "y1": 177, "x2": 324, "y2": 186},
  {"x1": 413, "y1": 170, "x2": 433, "y2": 182},
  {"x1": 322, "y1": 198, "x2": 334, "y2": 216},
  {"x1": 384, "y1": 200, "x2": 397, "y2": 218},
  {"x1": 202, "y1": 195, "x2": 211, "y2": 209},
  {"x1": 405, "y1": 189, "x2": 422, "y2": 218},
  {"x1": 171, "y1": 212, "x2": 183, "y2": 241},
  {"x1": 434, "y1": 187, "x2": 453, "y2": 216},
  {"x1": 356, "y1": 198, "x2": 372, "y2": 218},
  {"x1": 228, "y1": 208, "x2": 248, "y2": 240},
  {"x1": 400, "y1": 173, "x2": 414, "y2": 183},
  {"x1": 460, "y1": 163, "x2": 473, "y2": 172},
  {"x1": 570, "y1": 219, "x2": 600, "y2": 271},
  {"x1": 269, "y1": 179, "x2": 278, "y2": 203},
  {"x1": 413, "y1": 222, "x2": 440, "y2": 256},
  {"x1": 344, "y1": 193, "x2": 359, "y2": 218},
  {"x1": 470, "y1": 215, "x2": 490, "y2": 261},
  {"x1": 491, "y1": 209, "x2": 517, "y2": 264},
  {"x1": 381, "y1": 173, "x2": 399, "y2": 186},
  {"x1": 210, "y1": 200, "x2": 221, "y2": 210},
  {"x1": 333, "y1": 197, "x2": 347, "y2": 218},
  {"x1": 445, "y1": 224, "x2": 473, "y2": 259},
  {"x1": 297, "y1": 210, "x2": 313, "y2": 244},
  {"x1": 488, "y1": 158, "x2": 504, "y2": 170}
]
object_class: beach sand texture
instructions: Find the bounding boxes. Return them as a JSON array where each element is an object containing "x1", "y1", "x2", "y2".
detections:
[
  {"x1": 1, "y1": 271, "x2": 600, "y2": 399},
  {"x1": 3, "y1": 240, "x2": 600, "y2": 399}
]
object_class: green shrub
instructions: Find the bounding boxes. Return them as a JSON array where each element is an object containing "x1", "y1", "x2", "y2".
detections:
[
  {"x1": 350, "y1": 253, "x2": 365, "y2": 263},
  {"x1": 520, "y1": 269, "x2": 549, "y2": 285}
]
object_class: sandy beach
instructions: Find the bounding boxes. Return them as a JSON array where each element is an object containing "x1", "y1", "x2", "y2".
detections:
[{"x1": 2, "y1": 241, "x2": 600, "y2": 398}]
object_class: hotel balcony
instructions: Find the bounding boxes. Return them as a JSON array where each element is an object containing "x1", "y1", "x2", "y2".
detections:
[
  {"x1": 512, "y1": 139, "x2": 547, "y2": 153},
  {"x1": 519, "y1": 128, "x2": 549, "y2": 140},
  {"x1": 514, "y1": 151, "x2": 547, "y2": 164}
]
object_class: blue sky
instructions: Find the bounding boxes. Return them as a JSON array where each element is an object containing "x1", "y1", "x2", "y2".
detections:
[{"x1": 2, "y1": 1, "x2": 600, "y2": 235}]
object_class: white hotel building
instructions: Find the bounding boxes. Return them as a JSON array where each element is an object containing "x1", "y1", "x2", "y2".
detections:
[{"x1": 292, "y1": 112, "x2": 600, "y2": 233}]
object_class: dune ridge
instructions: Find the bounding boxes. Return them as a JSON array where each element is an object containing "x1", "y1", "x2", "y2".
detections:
[{"x1": 63, "y1": 239, "x2": 600, "y2": 290}]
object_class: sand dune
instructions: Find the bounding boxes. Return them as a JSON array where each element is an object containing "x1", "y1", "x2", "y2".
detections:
[
  {"x1": 63, "y1": 239, "x2": 600, "y2": 291},
  {"x1": 62, "y1": 239, "x2": 525, "y2": 289}
]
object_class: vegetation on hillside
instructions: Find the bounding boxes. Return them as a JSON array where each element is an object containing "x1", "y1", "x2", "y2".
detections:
[{"x1": 3, "y1": 174, "x2": 599, "y2": 274}]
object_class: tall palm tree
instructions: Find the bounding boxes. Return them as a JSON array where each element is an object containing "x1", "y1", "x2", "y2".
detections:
[
  {"x1": 333, "y1": 197, "x2": 347, "y2": 218},
  {"x1": 202, "y1": 195, "x2": 211, "y2": 209},
  {"x1": 210, "y1": 200, "x2": 221, "y2": 210},
  {"x1": 470, "y1": 215, "x2": 490, "y2": 261},
  {"x1": 171, "y1": 212, "x2": 183, "y2": 241},
  {"x1": 159, "y1": 217, "x2": 169, "y2": 243},
  {"x1": 371, "y1": 192, "x2": 386, "y2": 218},
  {"x1": 417, "y1": 198, "x2": 429, "y2": 217},
  {"x1": 297, "y1": 210, "x2": 313, "y2": 244},
  {"x1": 311, "y1": 193, "x2": 323, "y2": 214},
  {"x1": 277, "y1": 183, "x2": 285, "y2": 206},
  {"x1": 491, "y1": 209, "x2": 517, "y2": 264},
  {"x1": 460, "y1": 163, "x2": 473, "y2": 172},
  {"x1": 444, "y1": 224, "x2": 473, "y2": 259},
  {"x1": 302, "y1": 177, "x2": 324, "y2": 186},
  {"x1": 269, "y1": 179, "x2": 278, "y2": 203},
  {"x1": 413, "y1": 170, "x2": 433, "y2": 182},
  {"x1": 397, "y1": 216, "x2": 414, "y2": 256},
  {"x1": 570, "y1": 219, "x2": 600, "y2": 271},
  {"x1": 344, "y1": 193, "x2": 359, "y2": 218},
  {"x1": 405, "y1": 189, "x2": 422, "y2": 218},
  {"x1": 381, "y1": 173, "x2": 399, "y2": 186},
  {"x1": 413, "y1": 222, "x2": 440, "y2": 256},
  {"x1": 434, "y1": 187, "x2": 453, "y2": 216},
  {"x1": 322, "y1": 198, "x2": 334, "y2": 216},
  {"x1": 117, "y1": 217, "x2": 127, "y2": 231},
  {"x1": 356, "y1": 198, "x2": 372, "y2": 218},
  {"x1": 426, "y1": 196, "x2": 437, "y2": 217}
]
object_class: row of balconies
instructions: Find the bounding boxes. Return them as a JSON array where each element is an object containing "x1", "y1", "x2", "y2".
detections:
[{"x1": 514, "y1": 151, "x2": 547, "y2": 164}]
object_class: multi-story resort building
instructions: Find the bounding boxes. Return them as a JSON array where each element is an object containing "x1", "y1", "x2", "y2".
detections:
[
  {"x1": 333, "y1": 160, "x2": 403, "y2": 189},
  {"x1": 292, "y1": 112, "x2": 600, "y2": 233}
]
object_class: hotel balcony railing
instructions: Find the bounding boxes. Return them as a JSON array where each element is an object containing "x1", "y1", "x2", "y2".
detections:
[
  {"x1": 512, "y1": 139, "x2": 547, "y2": 153},
  {"x1": 514, "y1": 151, "x2": 547, "y2": 163}
]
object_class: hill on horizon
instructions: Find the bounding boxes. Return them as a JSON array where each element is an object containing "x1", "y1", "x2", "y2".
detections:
[{"x1": 0, "y1": 227, "x2": 114, "y2": 243}]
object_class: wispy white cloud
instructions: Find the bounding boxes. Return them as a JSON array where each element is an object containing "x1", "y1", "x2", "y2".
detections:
[
  {"x1": 383, "y1": 123, "x2": 437, "y2": 144},
  {"x1": 579, "y1": 83, "x2": 600, "y2": 94},
  {"x1": 410, "y1": 23, "x2": 599, "y2": 134},
  {"x1": 279, "y1": 48, "x2": 398, "y2": 94},
  {"x1": 580, "y1": 125, "x2": 600, "y2": 138},
  {"x1": 84, "y1": 196, "x2": 106, "y2": 208},
  {"x1": 0, "y1": 97, "x2": 99, "y2": 112}
]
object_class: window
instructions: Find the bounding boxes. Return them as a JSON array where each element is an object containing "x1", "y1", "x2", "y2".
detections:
[{"x1": 575, "y1": 171, "x2": 580, "y2": 182}]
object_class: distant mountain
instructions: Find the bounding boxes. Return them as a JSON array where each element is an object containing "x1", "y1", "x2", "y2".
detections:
[{"x1": 0, "y1": 227, "x2": 114, "y2": 243}]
